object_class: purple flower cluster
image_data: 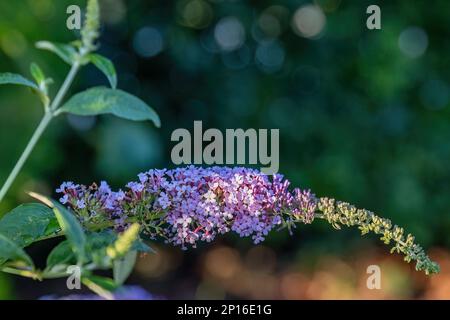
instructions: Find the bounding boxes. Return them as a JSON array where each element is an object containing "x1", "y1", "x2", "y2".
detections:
[
  {"x1": 57, "y1": 166, "x2": 318, "y2": 249},
  {"x1": 56, "y1": 180, "x2": 129, "y2": 226}
]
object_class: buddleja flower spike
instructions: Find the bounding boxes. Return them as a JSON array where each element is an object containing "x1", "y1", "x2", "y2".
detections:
[{"x1": 56, "y1": 166, "x2": 440, "y2": 275}]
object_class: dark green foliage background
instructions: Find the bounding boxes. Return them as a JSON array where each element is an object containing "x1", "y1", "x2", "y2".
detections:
[{"x1": 0, "y1": 0, "x2": 448, "y2": 298}]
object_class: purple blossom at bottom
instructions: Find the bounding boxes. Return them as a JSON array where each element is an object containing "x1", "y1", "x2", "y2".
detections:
[
  {"x1": 56, "y1": 166, "x2": 318, "y2": 249},
  {"x1": 40, "y1": 286, "x2": 156, "y2": 300}
]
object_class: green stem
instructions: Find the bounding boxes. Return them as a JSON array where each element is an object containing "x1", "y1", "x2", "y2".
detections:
[
  {"x1": 313, "y1": 202, "x2": 439, "y2": 275},
  {"x1": 1, "y1": 267, "x2": 42, "y2": 280},
  {"x1": 50, "y1": 62, "x2": 80, "y2": 112},
  {"x1": 40, "y1": 271, "x2": 71, "y2": 279},
  {"x1": 0, "y1": 112, "x2": 52, "y2": 203},
  {"x1": 33, "y1": 216, "x2": 141, "y2": 243},
  {"x1": 0, "y1": 62, "x2": 81, "y2": 204}
]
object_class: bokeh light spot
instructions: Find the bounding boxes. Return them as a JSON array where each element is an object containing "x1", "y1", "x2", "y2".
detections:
[
  {"x1": 1, "y1": 30, "x2": 27, "y2": 58},
  {"x1": 398, "y1": 26, "x2": 428, "y2": 58},
  {"x1": 100, "y1": 0, "x2": 127, "y2": 25},
  {"x1": 214, "y1": 16, "x2": 246, "y2": 52},
  {"x1": 204, "y1": 246, "x2": 241, "y2": 280},
  {"x1": 133, "y1": 27, "x2": 164, "y2": 58},
  {"x1": 314, "y1": 0, "x2": 341, "y2": 13},
  {"x1": 258, "y1": 13, "x2": 282, "y2": 39},
  {"x1": 27, "y1": 0, "x2": 55, "y2": 20},
  {"x1": 178, "y1": 0, "x2": 213, "y2": 29},
  {"x1": 292, "y1": 5, "x2": 326, "y2": 39},
  {"x1": 255, "y1": 40, "x2": 285, "y2": 73}
]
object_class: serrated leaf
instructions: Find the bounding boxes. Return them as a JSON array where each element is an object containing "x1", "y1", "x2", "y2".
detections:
[
  {"x1": 0, "y1": 73, "x2": 39, "y2": 90},
  {"x1": 113, "y1": 250, "x2": 137, "y2": 285},
  {"x1": 29, "y1": 193, "x2": 86, "y2": 263},
  {"x1": 0, "y1": 232, "x2": 33, "y2": 267},
  {"x1": 57, "y1": 87, "x2": 161, "y2": 127},
  {"x1": 0, "y1": 203, "x2": 59, "y2": 248},
  {"x1": 89, "y1": 54, "x2": 117, "y2": 89},
  {"x1": 36, "y1": 41, "x2": 77, "y2": 65}
]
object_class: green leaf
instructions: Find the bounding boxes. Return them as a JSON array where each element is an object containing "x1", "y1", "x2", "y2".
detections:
[
  {"x1": 0, "y1": 232, "x2": 33, "y2": 267},
  {"x1": 57, "y1": 87, "x2": 161, "y2": 127},
  {"x1": 30, "y1": 63, "x2": 45, "y2": 85},
  {"x1": 0, "y1": 72, "x2": 49, "y2": 107},
  {"x1": 89, "y1": 54, "x2": 117, "y2": 89},
  {"x1": 113, "y1": 250, "x2": 137, "y2": 285},
  {"x1": 82, "y1": 275, "x2": 117, "y2": 300},
  {"x1": 29, "y1": 193, "x2": 86, "y2": 263},
  {"x1": 106, "y1": 223, "x2": 141, "y2": 259},
  {"x1": 0, "y1": 73, "x2": 39, "y2": 91},
  {"x1": 45, "y1": 240, "x2": 76, "y2": 273},
  {"x1": 0, "y1": 203, "x2": 60, "y2": 248},
  {"x1": 84, "y1": 232, "x2": 116, "y2": 268},
  {"x1": 88, "y1": 230, "x2": 154, "y2": 253},
  {"x1": 1, "y1": 266, "x2": 41, "y2": 279},
  {"x1": 86, "y1": 230, "x2": 153, "y2": 256},
  {"x1": 86, "y1": 231, "x2": 115, "y2": 249},
  {"x1": 29, "y1": 64, "x2": 51, "y2": 108},
  {"x1": 132, "y1": 239, "x2": 155, "y2": 254},
  {"x1": 35, "y1": 41, "x2": 77, "y2": 65},
  {"x1": 53, "y1": 205, "x2": 86, "y2": 263}
]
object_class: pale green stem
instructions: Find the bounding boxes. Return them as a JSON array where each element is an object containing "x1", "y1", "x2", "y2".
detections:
[
  {"x1": 0, "y1": 112, "x2": 52, "y2": 203},
  {"x1": 33, "y1": 216, "x2": 141, "y2": 243},
  {"x1": 0, "y1": 62, "x2": 81, "y2": 204},
  {"x1": 49, "y1": 61, "x2": 80, "y2": 112},
  {"x1": 314, "y1": 213, "x2": 408, "y2": 248},
  {"x1": 1, "y1": 267, "x2": 42, "y2": 280}
]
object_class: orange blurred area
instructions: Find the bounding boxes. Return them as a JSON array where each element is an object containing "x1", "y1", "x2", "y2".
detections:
[{"x1": 135, "y1": 245, "x2": 450, "y2": 299}]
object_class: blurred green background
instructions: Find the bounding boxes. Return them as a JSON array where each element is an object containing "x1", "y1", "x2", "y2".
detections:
[{"x1": 0, "y1": 0, "x2": 449, "y2": 299}]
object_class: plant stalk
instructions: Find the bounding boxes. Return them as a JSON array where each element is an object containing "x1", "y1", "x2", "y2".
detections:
[
  {"x1": 0, "y1": 112, "x2": 52, "y2": 203},
  {"x1": 50, "y1": 62, "x2": 80, "y2": 112},
  {"x1": 1, "y1": 267, "x2": 42, "y2": 280},
  {"x1": 0, "y1": 62, "x2": 81, "y2": 204}
]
